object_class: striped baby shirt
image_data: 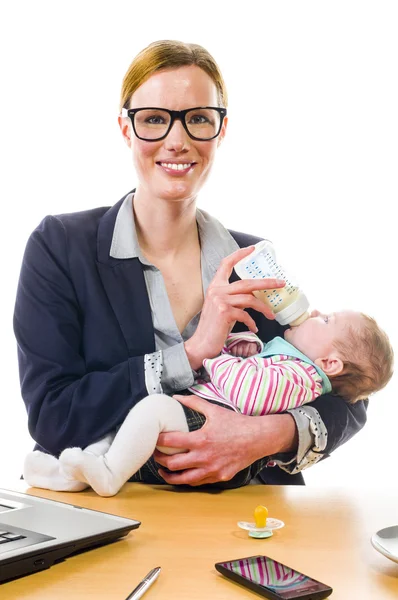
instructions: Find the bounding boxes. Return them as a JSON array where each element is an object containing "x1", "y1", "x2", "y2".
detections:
[{"x1": 189, "y1": 332, "x2": 332, "y2": 415}]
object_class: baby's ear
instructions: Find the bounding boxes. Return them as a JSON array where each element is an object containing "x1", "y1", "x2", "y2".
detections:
[{"x1": 315, "y1": 355, "x2": 344, "y2": 376}]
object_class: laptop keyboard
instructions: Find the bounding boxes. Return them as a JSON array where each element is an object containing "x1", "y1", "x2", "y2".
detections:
[
  {"x1": 0, "y1": 531, "x2": 27, "y2": 545},
  {"x1": 0, "y1": 522, "x2": 54, "y2": 555}
]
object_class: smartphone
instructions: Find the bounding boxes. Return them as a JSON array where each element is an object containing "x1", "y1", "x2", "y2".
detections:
[{"x1": 215, "y1": 555, "x2": 333, "y2": 600}]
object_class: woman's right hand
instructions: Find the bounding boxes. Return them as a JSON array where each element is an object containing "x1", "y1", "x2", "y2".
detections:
[{"x1": 184, "y1": 246, "x2": 285, "y2": 370}]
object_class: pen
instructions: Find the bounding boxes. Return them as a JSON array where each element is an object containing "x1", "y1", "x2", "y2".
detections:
[{"x1": 124, "y1": 566, "x2": 161, "y2": 600}]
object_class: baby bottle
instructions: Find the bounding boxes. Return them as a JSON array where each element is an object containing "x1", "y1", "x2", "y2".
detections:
[{"x1": 234, "y1": 241, "x2": 310, "y2": 326}]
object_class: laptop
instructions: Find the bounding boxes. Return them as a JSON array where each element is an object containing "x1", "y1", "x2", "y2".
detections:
[{"x1": 0, "y1": 488, "x2": 140, "y2": 584}]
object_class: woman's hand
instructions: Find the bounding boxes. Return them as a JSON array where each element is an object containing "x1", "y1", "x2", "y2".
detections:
[
  {"x1": 184, "y1": 246, "x2": 285, "y2": 370},
  {"x1": 153, "y1": 394, "x2": 298, "y2": 486}
]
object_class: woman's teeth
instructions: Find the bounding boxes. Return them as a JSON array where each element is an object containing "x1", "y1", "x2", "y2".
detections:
[{"x1": 160, "y1": 163, "x2": 192, "y2": 171}]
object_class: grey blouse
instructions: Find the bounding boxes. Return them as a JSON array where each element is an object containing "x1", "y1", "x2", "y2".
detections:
[{"x1": 110, "y1": 194, "x2": 328, "y2": 474}]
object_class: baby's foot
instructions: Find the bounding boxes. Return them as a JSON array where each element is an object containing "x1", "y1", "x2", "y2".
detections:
[
  {"x1": 60, "y1": 448, "x2": 121, "y2": 497},
  {"x1": 23, "y1": 451, "x2": 88, "y2": 492},
  {"x1": 58, "y1": 448, "x2": 87, "y2": 481}
]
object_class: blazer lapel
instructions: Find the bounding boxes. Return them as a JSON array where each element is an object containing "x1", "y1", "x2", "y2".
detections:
[{"x1": 96, "y1": 196, "x2": 155, "y2": 357}]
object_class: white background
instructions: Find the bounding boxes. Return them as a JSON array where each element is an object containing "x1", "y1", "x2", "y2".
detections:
[{"x1": 0, "y1": 1, "x2": 397, "y2": 488}]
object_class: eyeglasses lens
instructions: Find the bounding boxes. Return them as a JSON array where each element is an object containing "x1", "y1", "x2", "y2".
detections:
[{"x1": 134, "y1": 108, "x2": 221, "y2": 140}]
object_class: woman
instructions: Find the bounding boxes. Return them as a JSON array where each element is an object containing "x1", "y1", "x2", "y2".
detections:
[{"x1": 14, "y1": 40, "x2": 367, "y2": 488}]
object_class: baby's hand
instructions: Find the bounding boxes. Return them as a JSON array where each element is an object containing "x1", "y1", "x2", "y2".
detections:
[{"x1": 229, "y1": 341, "x2": 259, "y2": 357}]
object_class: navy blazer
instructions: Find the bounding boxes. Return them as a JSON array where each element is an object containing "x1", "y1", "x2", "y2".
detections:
[{"x1": 14, "y1": 193, "x2": 367, "y2": 485}]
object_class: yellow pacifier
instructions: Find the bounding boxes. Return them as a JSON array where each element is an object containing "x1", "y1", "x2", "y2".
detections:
[
  {"x1": 237, "y1": 505, "x2": 285, "y2": 539},
  {"x1": 254, "y1": 505, "x2": 269, "y2": 528}
]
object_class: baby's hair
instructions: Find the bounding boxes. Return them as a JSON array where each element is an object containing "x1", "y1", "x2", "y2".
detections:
[{"x1": 330, "y1": 314, "x2": 394, "y2": 403}]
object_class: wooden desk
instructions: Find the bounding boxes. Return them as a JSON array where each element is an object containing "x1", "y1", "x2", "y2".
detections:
[{"x1": 1, "y1": 483, "x2": 398, "y2": 599}]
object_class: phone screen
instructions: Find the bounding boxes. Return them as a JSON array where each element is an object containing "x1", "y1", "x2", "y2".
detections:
[{"x1": 218, "y1": 556, "x2": 331, "y2": 599}]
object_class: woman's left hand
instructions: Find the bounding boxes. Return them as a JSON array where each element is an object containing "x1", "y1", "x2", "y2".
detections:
[{"x1": 154, "y1": 394, "x2": 297, "y2": 486}]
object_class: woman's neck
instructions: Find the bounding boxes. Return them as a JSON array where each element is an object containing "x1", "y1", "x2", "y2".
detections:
[{"x1": 133, "y1": 188, "x2": 199, "y2": 262}]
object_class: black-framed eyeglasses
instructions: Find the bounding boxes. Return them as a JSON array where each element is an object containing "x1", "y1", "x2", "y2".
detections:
[{"x1": 121, "y1": 106, "x2": 227, "y2": 141}]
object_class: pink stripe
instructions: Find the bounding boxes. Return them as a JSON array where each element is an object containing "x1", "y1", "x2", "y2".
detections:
[
  {"x1": 240, "y1": 559, "x2": 249, "y2": 579},
  {"x1": 242, "y1": 361, "x2": 260, "y2": 414},
  {"x1": 208, "y1": 356, "x2": 232, "y2": 383},
  {"x1": 277, "y1": 374, "x2": 292, "y2": 412},
  {"x1": 258, "y1": 366, "x2": 273, "y2": 414},
  {"x1": 190, "y1": 383, "x2": 224, "y2": 400},
  {"x1": 275, "y1": 561, "x2": 282, "y2": 580},
  {"x1": 265, "y1": 367, "x2": 279, "y2": 413},
  {"x1": 290, "y1": 361, "x2": 319, "y2": 398},
  {"x1": 291, "y1": 360, "x2": 317, "y2": 388},
  {"x1": 295, "y1": 382, "x2": 306, "y2": 406},
  {"x1": 217, "y1": 357, "x2": 243, "y2": 390},
  {"x1": 229, "y1": 361, "x2": 250, "y2": 401},
  {"x1": 255, "y1": 368, "x2": 271, "y2": 415},
  {"x1": 251, "y1": 367, "x2": 265, "y2": 414},
  {"x1": 257, "y1": 557, "x2": 266, "y2": 586},
  {"x1": 247, "y1": 357, "x2": 269, "y2": 414},
  {"x1": 281, "y1": 380, "x2": 294, "y2": 410},
  {"x1": 204, "y1": 357, "x2": 236, "y2": 398},
  {"x1": 234, "y1": 363, "x2": 254, "y2": 405}
]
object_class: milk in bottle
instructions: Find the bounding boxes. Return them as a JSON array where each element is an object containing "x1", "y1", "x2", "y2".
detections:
[{"x1": 234, "y1": 241, "x2": 309, "y2": 326}]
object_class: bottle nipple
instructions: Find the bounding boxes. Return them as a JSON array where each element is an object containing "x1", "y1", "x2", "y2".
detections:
[{"x1": 289, "y1": 311, "x2": 310, "y2": 327}]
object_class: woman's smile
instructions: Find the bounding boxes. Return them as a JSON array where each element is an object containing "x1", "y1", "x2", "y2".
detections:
[{"x1": 156, "y1": 160, "x2": 197, "y2": 176}]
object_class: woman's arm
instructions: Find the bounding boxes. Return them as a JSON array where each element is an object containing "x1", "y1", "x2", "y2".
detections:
[
  {"x1": 302, "y1": 393, "x2": 368, "y2": 457},
  {"x1": 184, "y1": 248, "x2": 285, "y2": 370},
  {"x1": 154, "y1": 394, "x2": 298, "y2": 486},
  {"x1": 155, "y1": 391, "x2": 367, "y2": 485},
  {"x1": 14, "y1": 216, "x2": 173, "y2": 456},
  {"x1": 266, "y1": 393, "x2": 368, "y2": 475}
]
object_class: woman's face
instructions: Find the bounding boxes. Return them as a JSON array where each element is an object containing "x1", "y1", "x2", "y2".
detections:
[{"x1": 119, "y1": 65, "x2": 227, "y2": 204}]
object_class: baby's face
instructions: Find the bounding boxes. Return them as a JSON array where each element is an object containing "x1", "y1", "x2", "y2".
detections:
[{"x1": 284, "y1": 310, "x2": 363, "y2": 362}]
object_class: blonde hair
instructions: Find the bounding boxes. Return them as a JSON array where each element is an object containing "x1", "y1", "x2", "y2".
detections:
[
  {"x1": 330, "y1": 314, "x2": 394, "y2": 403},
  {"x1": 120, "y1": 40, "x2": 228, "y2": 112}
]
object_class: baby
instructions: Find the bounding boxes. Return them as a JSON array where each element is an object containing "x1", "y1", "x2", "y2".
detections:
[{"x1": 24, "y1": 309, "x2": 393, "y2": 496}]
